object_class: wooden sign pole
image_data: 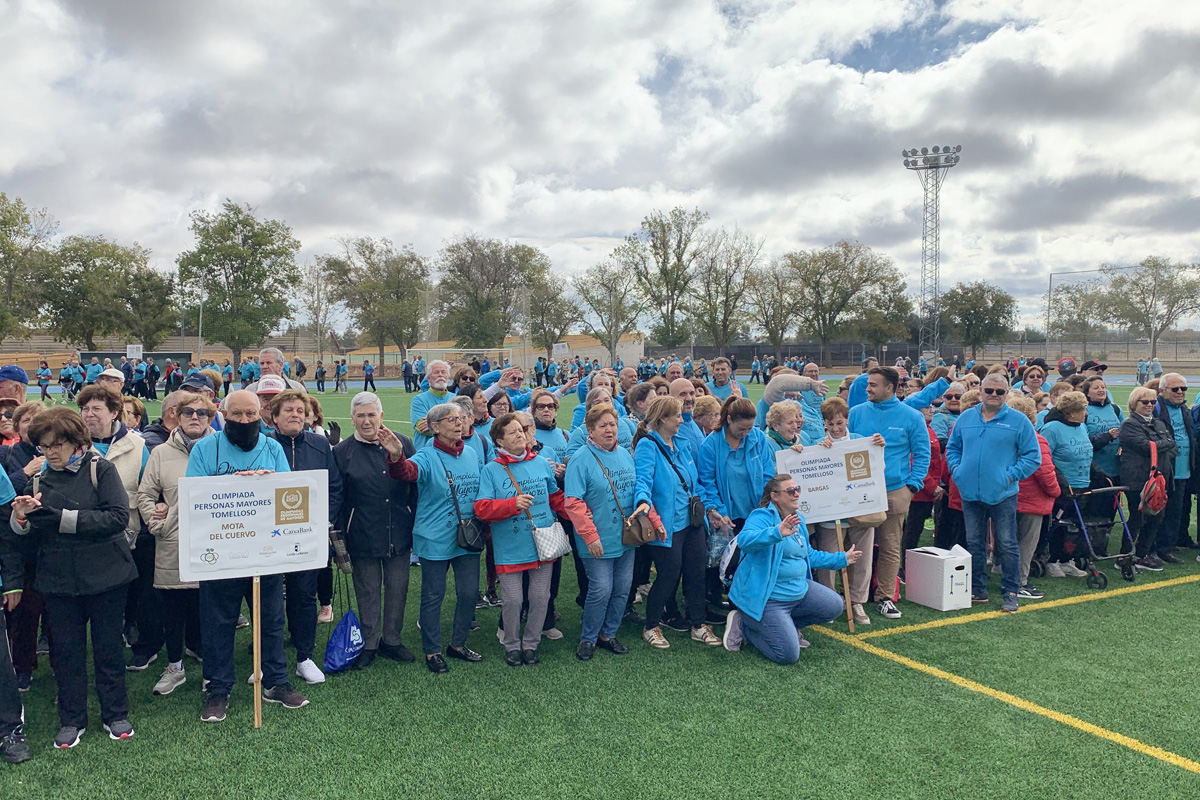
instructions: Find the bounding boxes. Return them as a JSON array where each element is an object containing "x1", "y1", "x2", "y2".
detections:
[
  {"x1": 253, "y1": 575, "x2": 262, "y2": 729},
  {"x1": 834, "y1": 521, "x2": 855, "y2": 634}
]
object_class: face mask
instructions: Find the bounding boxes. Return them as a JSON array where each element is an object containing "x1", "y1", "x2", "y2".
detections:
[{"x1": 224, "y1": 419, "x2": 261, "y2": 451}]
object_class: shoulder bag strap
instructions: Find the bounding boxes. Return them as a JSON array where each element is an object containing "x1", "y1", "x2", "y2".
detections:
[
  {"x1": 589, "y1": 448, "x2": 627, "y2": 516},
  {"x1": 1150, "y1": 440, "x2": 1158, "y2": 470},
  {"x1": 650, "y1": 437, "x2": 692, "y2": 493},
  {"x1": 436, "y1": 453, "x2": 467, "y2": 522},
  {"x1": 499, "y1": 462, "x2": 535, "y2": 522},
  {"x1": 91, "y1": 456, "x2": 98, "y2": 490}
]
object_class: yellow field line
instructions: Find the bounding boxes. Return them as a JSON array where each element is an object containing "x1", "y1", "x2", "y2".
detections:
[
  {"x1": 812, "y1": 626, "x2": 1200, "y2": 775},
  {"x1": 858, "y1": 573, "x2": 1200, "y2": 640}
]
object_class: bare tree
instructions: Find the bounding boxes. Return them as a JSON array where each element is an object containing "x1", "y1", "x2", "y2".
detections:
[
  {"x1": 613, "y1": 206, "x2": 708, "y2": 347},
  {"x1": 745, "y1": 260, "x2": 800, "y2": 363},
  {"x1": 574, "y1": 262, "x2": 646, "y2": 364},
  {"x1": 525, "y1": 259, "x2": 581, "y2": 361},
  {"x1": 689, "y1": 226, "x2": 763, "y2": 352}
]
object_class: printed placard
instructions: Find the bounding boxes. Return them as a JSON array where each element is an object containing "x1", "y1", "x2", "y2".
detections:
[
  {"x1": 774, "y1": 438, "x2": 887, "y2": 525},
  {"x1": 178, "y1": 470, "x2": 329, "y2": 581}
]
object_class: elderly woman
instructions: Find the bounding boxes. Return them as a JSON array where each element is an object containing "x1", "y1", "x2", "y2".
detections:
[
  {"x1": 633, "y1": 397, "x2": 720, "y2": 648},
  {"x1": 135, "y1": 392, "x2": 213, "y2": 696},
  {"x1": 1039, "y1": 391, "x2": 1093, "y2": 578},
  {"x1": 452, "y1": 393, "x2": 493, "y2": 465},
  {"x1": 472, "y1": 413, "x2": 565, "y2": 666},
  {"x1": 11, "y1": 407, "x2": 135, "y2": 746},
  {"x1": 1118, "y1": 387, "x2": 1178, "y2": 572},
  {"x1": 564, "y1": 388, "x2": 636, "y2": 458},
  {"x1": 692, "y1": 395, "x2": 722, "y2": 437},
  {"x1": 623, "y1": 382, "x2": 656, "y2": 423},
  {"x1": 930, "y1": 382, "x2": 966, "y2": 451},
  {"x1": 384, "y1": 403, "x2": 483, "y2": 673},
  {"x1": 572, "y1": 372, "x2": 624, "y2": 428},
  {"x1": 482, "y1": 390, "x2": 512, "y2": 442},
  {"x1": 332, "y1": 392, "x2": 416, "y2": 671},
  {"x1": 765, "y1": 399, "x2": 806, "y2": 453},
  {"x1": 565, "y1": 406, "x2": 664, "y2": 661},
  {"x1": 1005, "y1": 395, "x2": 1059, "y2": 599},
  {"x1": 723, "y1": 475, "x2": 861, "y2": 663},
  {"x1": 1018, "y1": 364, "x2": 1048, "y2": 397},
  {"x1": 121, "y1": 397, "x2": 146, "y2": 432},
  {"x1": 77, "y1": 387, "x2": 145, "y2": 549}
]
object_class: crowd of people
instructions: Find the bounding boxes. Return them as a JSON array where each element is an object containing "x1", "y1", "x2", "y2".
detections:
[{"x1": 1, "y1": 346, "x2": 1197, "y2": 765}]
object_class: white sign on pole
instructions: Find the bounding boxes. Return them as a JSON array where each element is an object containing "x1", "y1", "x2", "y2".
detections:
[
  {"x1": 126, "y1": 344, "x2": 143, "y2": 361},
  {"x1": 552, "y1": 342, "x2": 569, "y2": 357},
  {"x1": 774, "y1": 438, "x2": 887, "y2": 525},
  {"x1": 177, "y1": 470, "x2": 329, "y2": 581}
]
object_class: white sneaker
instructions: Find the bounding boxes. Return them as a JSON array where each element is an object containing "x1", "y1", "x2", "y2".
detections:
[
  {"x1": 877, "y1": 599, "x2": 902, "y2": 619},
  {"x1": 851, "y1": 603, "x2": 871, "y2": 625},
  {"x1": 295, "y1": 658, "x2": 325, "y2": 685},
  {"x1": 246, "y1": 671, "x2": 260, "y2": 684},
  {"x1": 542, "y1": 627, "x2": 564, "y2": 641},
  {"x1": 723, "y1": 610, "x2": 743, "y2": 651},
  {"x1": 1044, "y1": 562, "x2": 1066, "y2": 578},
  {"x1": 1060, "y1": 561, "x2": 1088, "y2": 577},
  {"x1": 152, "y1": 664, "x2": 186, "y2": 696}
]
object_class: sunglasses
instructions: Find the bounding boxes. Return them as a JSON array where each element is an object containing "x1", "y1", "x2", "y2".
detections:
[
  {"x1": 1094, "y1": 367, "x2": 1107, "y2": 372},
  {"x1": 0, "y1": 411, "x2": 13, "y2": 420},
  {"x1": 1167, "y1": 386, "x2": 1188, "y2": 392},
  {"x1": 533, "y1": 403, "x2": 558, "y2": 411},
  {"x1": 180, "y1": 407, "x2": 212, "y2": 419},
  {"x1": 931, "y1": 401, "x2": 944, "y2": 407},
  {"x1": 982, "y1": 387, "x2": 1007, "y2": 396},
  {"x1": 943, "y1": 394, "x2": 962, "y2": 400},
  {"x1": 460, "y1": 376, "x2": 476, "y2": 383},
  {"x1": 781, "y1": 486, "x2": 801, "y2": 497},
  {"x1": 1137, "y1": 399, "x2": 1156, "y2": 405}
]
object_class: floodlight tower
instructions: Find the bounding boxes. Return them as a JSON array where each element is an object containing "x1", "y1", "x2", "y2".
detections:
[{"x1": 902, "y1": 144, "x2": 962, "y2": 358}]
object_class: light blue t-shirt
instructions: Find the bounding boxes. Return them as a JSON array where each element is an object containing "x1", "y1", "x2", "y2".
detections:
[
  {"x1": 564, "y1": 442, "x2": 635, "y2": 560},
  {"x1": 770, "y1": 533, "x2": 812, "y2": 601},
  {"x1": 409, "y1": 446, "x2": 482, "y2": 561},
  {"x1": 1167, "y1": 403, "x2": 1192, "y2": 481},
  {"x1": 186, "y1": 433, "x2": 291, "y2": 477},
  {"x1": 477, "y1": 456, "x2": 557, "y2": 565}
]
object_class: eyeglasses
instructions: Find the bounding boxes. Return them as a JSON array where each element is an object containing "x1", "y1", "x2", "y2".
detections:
[
  {"x1": 460, "y1": 376, "x2": 476, "y2": 383},
  {"x1": 534, "y1": 403, "x2": 558, "y2": 410},
  {"x1": 982, "y1": 388, "x2": 1008, "y2": 396},
  {"x1": 0, "y1": 411, "x2": 13, "y2": 420},
  {"x1": 180, "y1": 407, "x2": 212, "y2": 419},
  {"x1": 35, "y1": 441, "x2": 70, "y2": 454},
  {"x1": 781, "y1": 486, "x2": 801, "y2": 497},
  {"x1": 943, "y1": 394, "x2": 962, "y2": 400}
]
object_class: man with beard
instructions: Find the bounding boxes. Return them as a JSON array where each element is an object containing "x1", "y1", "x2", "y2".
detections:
[
  {"x1": 185, "y1": 390, "x2": 308, "y2": 723},
  {"x1": 410, "y1": 360, "x2": 454, "y2": 449}
]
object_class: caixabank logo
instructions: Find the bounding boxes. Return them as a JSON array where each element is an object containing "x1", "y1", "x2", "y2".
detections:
[
  {"x1": 275, "y1": 486, "x2": 310, "y2": 525},
  {"x1": 844, "y1": 450, "x2": 871, "y2": 481}
]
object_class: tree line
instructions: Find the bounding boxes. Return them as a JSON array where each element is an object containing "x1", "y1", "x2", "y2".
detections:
[{"x1": 3, "y1": 191, "x2": 1194, "y2": 365}]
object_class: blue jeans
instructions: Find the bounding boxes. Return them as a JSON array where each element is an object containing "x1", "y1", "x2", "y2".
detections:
[
  {"x1": 199, "y1": 575, "x2": 287, "y2": 697},
  {"x1": 962, "y1": 495, "x2": 1020, "y2": 597},
  {"x1": 741, "y1": 581, "x2": 844, "y2": 665},
  {"x1": 580, "y1": 549, "x2": 635, "y2": 643}
]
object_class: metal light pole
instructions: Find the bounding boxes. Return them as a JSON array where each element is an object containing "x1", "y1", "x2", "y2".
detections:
[{"x1": 902, "y1": 145, "x2": 962, "y2": 359}]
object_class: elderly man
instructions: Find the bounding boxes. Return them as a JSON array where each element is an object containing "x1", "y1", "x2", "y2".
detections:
[
  {"x1": 618, "y1": 367, "x2": 638, "y2": 397},
  {"x1": 945, "y1": 374, "x2": 1041, "y2": 613},
  {"x1": 410, "y1": 360, "x2": 453, "y2": 449},
  {"x1": 665, "y1": 362, "x2": 684, "y2": 382},
  {"x1": 1157, "y1": 373, "x2": 1194, "y2": 564},
  {"x1": 119, "y1": 356, "x2": 134, "y2": 396},
  {"x1": 706, "y1": 357, "x2": 746, "y2": 401},
  {"x1": 0, "y1": 367, "x2": 27, "y2": 403},
  {"x1": 84, "y1": 357, "x2": 102, "y2": 386},
  {"x1": 848, "y1": 366, "x2": 930, "y2": 620},
  {"x1": 144, "y1": 358, "x2": 160, "y2": 401},
  {"x1": 141, "y1": 391, "x2": 187, "y2": 450},
  {"x1": 185, "y1": 390, "x2": 307, "y2": 723},
  {"x1": 670, "y1": 378, "x2": 704, "y2": 460},
  {"x1": 96, "y1": 368, "x2": 126, "y2": 394},
  {"x1": 245, "y1": 348, "x2": 305, "y2": 393}
]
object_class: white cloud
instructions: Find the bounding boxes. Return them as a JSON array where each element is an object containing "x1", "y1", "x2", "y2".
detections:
[{"x1": 2, "y1": 0, "x2": 1198, "y2": 329}]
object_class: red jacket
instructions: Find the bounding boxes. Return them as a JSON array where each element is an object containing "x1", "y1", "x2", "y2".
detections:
[
  {"x1": 913, "y1": 423, "x2": 942, "y2": 502},
  {"x1": 1017, "y1": 433, "x2": 1060, "y2": 515},
  {"x1": 940, "y1": 457, "x2": 962, "y2": 511}
]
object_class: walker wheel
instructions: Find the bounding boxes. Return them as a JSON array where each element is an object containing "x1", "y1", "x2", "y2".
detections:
[
  {"x1": 1086, "y1": 570, "x2": 1108, "y2": 591},
  {"x1": 1119, "y1": 560, "x2": 1137, "y2": 582},
  {"x1": 1029, "y1": 560, "x2": 1045, "y2": 579}
]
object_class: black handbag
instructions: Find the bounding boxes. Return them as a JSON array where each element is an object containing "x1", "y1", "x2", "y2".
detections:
[
  {"x1": 439, "y1": 458, "x2": 484, "y2": 552},
  {"x1": 650, "y1": 438, "x2": 705, "y2": 528}
]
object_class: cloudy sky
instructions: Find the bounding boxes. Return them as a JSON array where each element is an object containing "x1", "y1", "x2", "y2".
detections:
[{"x1": 3, "y1": 0, "x2": 1198, "y2": 324}]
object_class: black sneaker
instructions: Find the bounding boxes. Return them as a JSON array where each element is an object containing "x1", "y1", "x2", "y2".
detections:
[
  {"x1": 1137, "y1": 555, "x2": 1165, "y2": 572},
  {"x1": 123, "y1": 625, "x2": 139, "y2": 649},
  {"x1": 704, "y1": 610, "x2": 727, "y2": 626},
  {"x1": 474, "y1": 593, "x2": 488, "y2": 610},
  {"x1": 505, "y1": 650, "x2": 524, "y2": 667},
  {"x1": 0, "y1": 730, "x2": 31, "y2": 764},
  {"x1": 484, "y1": 589, "x2": 501, "y2": 607},
  {"x1": 201, "y1": 695, "x2": 228, "y2": 723},
  {"x1": 1160, "y1": 552, "x2": 1184, "y2": 565},
  {"x1": 662, "y1": 616, "x2": 690, "y2": 632},
  {"x1": 53, "y1": 726, "x2": 84, "y2": 749},
  {"x1": 36, "y1": 635, "x2": 48, "y2": 656},
  {"x1": 351, "y1": 649, "x2": 377, "y2": 670},
  {"x1": 576, "y1": 641, "x2": 595, "y2": 661},
  {"x1": 103, "y1": 719, "x2": 135, "y2": 741},
  {"x1": 15, "y1": 672, "x2": 30, "y2": 692},
  {"x1": 596, "y1": 637, "x2": 629, "y2": 655},
  {"x1": 1017, "y1": 584, "x2": 1044, "y2": 599},
  {"x1": 126, "y1": 652, "x2": 157, "y2": 672},
  {"x1": 236, "y1": 614, "x2": 250, "y2": 629},
  {"x1": 622, "y1": 607, "x2": 645, "y2": 624},
  {"x1": 262, "y1": 683, "x2": 309, "y2": 709}
]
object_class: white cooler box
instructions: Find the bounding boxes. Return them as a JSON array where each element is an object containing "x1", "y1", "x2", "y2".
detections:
[{"x1": 904, "y1": 545, "x2": 972, "y2": 611}]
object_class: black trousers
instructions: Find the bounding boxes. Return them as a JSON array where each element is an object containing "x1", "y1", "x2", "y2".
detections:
[
  {"x1": 46, "y1": 584, "x2": 130, "y2": 728},
  {"x1": 161, "y1": 588, "x2": 202, "y2": 663},
  {"x1": 285, "y1": 569, "x2": 319, "y2": 662},
  {"x1": 0, "y1": 612, "x2": 23, "y2": 736},
  {"x1": 364, "y1": 376, "x2": 377, "y2": 392},
  {"x1": 129, "y1": 534, "x2": 164, "y2": 661},
  {"x1": 644, "y1": 525, "x2": 706, "y2": 631},
  {"x1": 903, "y1": 500, "x2": 935, "y2": 556}
]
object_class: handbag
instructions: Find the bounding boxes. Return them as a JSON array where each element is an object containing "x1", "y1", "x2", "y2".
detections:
[
  {"x1": 649, "y1": 438, "x2": 705, "y2": 528},
  {"x1": 1140, "y1": 440, "x2": 1168, "y2": 516},
  {"x1": 501, "y1": 462, "x2": 571, "y2": 561},
  {"x1": 438, "y1": 457, "x2": 484, "y2": 552},
  {"x1": 590, "y1": 449, "x2": 655, "y2": 546}
]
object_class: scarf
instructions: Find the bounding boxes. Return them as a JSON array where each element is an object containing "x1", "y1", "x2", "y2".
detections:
[{"x1": 767, "y1": 428, "x2": 796, "y2": 448}]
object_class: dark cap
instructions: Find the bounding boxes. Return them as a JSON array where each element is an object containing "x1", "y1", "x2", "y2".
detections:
[
  {"x1": 181, "y1": 374, "x2": 215, "y2": 392},
  {"x1": 1080, "y1": 360, "x2": 1107, "y2": 372}
]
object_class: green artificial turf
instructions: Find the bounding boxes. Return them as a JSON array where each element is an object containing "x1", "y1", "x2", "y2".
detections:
[{"x1": 9, "y1": 377, "x2": 1198, "y2": 798}]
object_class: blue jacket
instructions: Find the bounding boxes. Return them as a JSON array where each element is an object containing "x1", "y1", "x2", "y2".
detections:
[
  {"x1": 675, "y1": 414, "x2": 704, "y2": 461},
  {"x1": 478, "y1": 369, "x2": 534, "y2": 410},
  {"x1": 944, "y1": 404, "x2": 1041, "y2": 504},
  {"x1": 931, "y1": 408, "x2": 960, "y2": 445},
  {"x1": 728, "y1": 505, "x2": 847, "y2": 621},
  {"x1": 847, "y1": 396, "x2": 930, "y2": 492},
  {"x1": 697, "y1": 428, "x2": 775, "y2": 521},
  {"x1": 848, "y1": 374, "x2": 946, "y2": 411},
  {"x1": 633, "y1": 430, "x2": 698, "y2": 544}
]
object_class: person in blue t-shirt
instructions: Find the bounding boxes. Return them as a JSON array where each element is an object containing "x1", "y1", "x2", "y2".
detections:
[
  {"x1": 706, "y1": 357, "x2": 748, "y2": 402},
  {"x1": 184, "y1": 390, "x2": 305, "y2": 720},
  {"x1": 362, "y1": 360, "x2": 376, "y2": 392},
  {"x1": 37, "y1": 360, "x2": 53, "y2": 402}
]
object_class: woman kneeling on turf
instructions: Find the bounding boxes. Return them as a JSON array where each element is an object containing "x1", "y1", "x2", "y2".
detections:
[{"x1": 724, "y1": 475, "x2": 861, "y2": 664}]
